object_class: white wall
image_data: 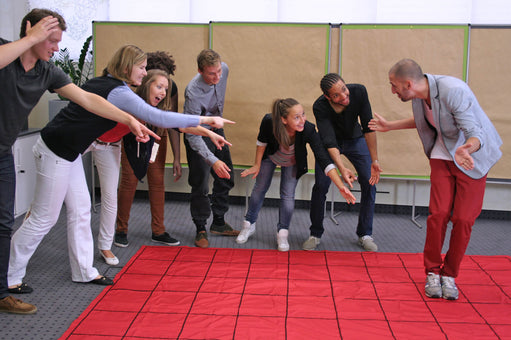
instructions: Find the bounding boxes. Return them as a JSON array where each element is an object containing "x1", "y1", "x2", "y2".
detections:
[{"x1": 108, "y1": 0, "x2": 511, "y2": 25}]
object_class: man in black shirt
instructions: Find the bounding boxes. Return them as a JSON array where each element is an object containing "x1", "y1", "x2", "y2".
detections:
[{"x1": 304, "y1": 73, "x2": 382, "y2": 251}]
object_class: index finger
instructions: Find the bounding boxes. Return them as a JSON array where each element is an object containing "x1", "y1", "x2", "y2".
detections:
[
  {"x1": 222, "y1": 118, "x2": 235, "y2": 124},
  {"x1": 145, "y1": 127, "x2": 161, "y2": 141},
  {"x1": 345, "y1": 177, "x2": 354, "y2": 188},
  {"x1": 372, "y1": 112, "x2": 384, "y2": 120}
]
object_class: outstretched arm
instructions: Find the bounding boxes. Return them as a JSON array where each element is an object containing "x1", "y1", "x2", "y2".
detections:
[
  {"x1": 326, "y1": 168, "x2": 356, "y2": 204},
  {"x1": 57, "y1": 84, "x2": 159, "y2": 142},
  {"x1": 368, "y1": 112, "x2": 416, "y2": 132},
  {"x1": 179, "y1": 126, "x2": 232, "y2": 150},
  {"x1": 327, "y1": 147, "x2": 356, "y2": 188},
  {"x1": 199, "y1": 116, "x2": 235, "y2": 129}
]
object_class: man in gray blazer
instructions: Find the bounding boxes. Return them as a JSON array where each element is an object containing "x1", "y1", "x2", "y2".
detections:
[{"x1": 369, "y1": 58, "x2": 502, "y2": 300}]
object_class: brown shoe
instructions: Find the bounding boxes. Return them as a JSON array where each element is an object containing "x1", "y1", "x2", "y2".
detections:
[
  {"x1": 195, "y1": 231, "x2": 209, "y2": 248},
  {"x1": 0, "y1": 296, "x2": 37, "y2": 314},
  {"x1": 210, "y1": 222, "x2": 240, "y2": 236}
]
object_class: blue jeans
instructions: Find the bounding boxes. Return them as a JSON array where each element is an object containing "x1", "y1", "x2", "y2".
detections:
[
  {"x1": 310, "y1": 137, "x2": 375, "y2": 238},
  {"x1": 0, "y1": 153, "x2": 15, "y2": 299},
  {"x1": 245, "y1": 158, "x2": 298, "y2": 231}
]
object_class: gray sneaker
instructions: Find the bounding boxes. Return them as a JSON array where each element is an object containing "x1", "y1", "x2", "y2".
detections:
[
  {"x1": 302, "y1": 236, "x2": 321, "y2": 250},
  {"x1": 425, "y1": 272, "x2": 442, "y2": 298},
  {"x1": 441, "y1": 276, "x2": 459, "y2": 300},
  {"x1": 358, "y1": 235, "x2": 378, "y2": 252}
]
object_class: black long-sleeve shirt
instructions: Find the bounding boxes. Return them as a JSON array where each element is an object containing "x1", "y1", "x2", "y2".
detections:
[{"x1": 313, "y1": 84, "x2": 373, "y2": 148}]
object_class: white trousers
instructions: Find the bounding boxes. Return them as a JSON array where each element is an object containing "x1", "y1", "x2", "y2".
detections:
[
  {"x1": 8, "y1": 137, "x2": 99, "y2": 285},
  {"x1": 86, "y1": 141, "x2": 121, "y2": 251}
]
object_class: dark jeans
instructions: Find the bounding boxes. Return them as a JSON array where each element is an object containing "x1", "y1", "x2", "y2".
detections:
[
  {"x1": 310, "y1": 137, "x2": 375, "y2": 238},
  {"x1": 0, "y1": 153, "x2": 15, "y2": 299},
  {"x1": 184, "y1": 129, "x2": 234, "y2": 229}
]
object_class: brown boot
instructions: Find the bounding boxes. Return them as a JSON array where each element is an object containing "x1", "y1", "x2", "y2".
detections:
[
  {"x1": 194, "y1": 231, "x2": 209, "y2": 248},
  {"x1": 0, "y1": 296, "x2": 37, "y2": 314}
]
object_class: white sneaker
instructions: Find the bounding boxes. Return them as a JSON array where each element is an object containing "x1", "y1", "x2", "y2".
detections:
[
  {"x1": 277, "y1": 229, "x2": 289, "y2": 252},
  {"x1": 236, "y1": 221, "x2": 256, "y2": 244},
  {"x1": 302, "y1": 236, "x2": 321, "y2": 250},
  {"x1": 358, "y1": 235, "x2": 378, "y2": 252}
]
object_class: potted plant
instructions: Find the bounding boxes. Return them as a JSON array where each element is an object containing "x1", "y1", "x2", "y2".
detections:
[{"x1": 48, "y1": 35, "x2": 94, "y2": 119}]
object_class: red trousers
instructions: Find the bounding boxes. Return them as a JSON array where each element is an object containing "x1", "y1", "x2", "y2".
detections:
[
  {"x1": 424, "y1": 159, "x2": 487, "y2": 278},
  {"x1": 116, "y1": 134, "x2": 168, "y2": 236}
]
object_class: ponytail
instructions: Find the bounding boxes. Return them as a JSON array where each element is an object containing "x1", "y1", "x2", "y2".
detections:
[{"x1": 271, "y1": 98, "x2": 299, "y2": 148}]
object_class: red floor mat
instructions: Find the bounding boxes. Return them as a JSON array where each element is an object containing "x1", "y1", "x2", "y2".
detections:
[{"x1": 60, "y1": 246, "x2": 511, "y2": 339}]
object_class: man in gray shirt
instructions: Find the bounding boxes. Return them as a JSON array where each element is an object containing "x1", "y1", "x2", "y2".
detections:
[{"x1": 183, "y1": 49, "x2": 239, "y2": 248}]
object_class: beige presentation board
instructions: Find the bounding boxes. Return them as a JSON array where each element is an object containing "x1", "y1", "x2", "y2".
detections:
[
  {"x1": 340, "y1": 24, "x2": 468, "y2": 177},
  {"x1": 210, "y1": 22, "x2": 330, "y2": 166},
  {"x1": 467, "y1": 27, "x2": 510, "y2": 179},
  {"x1": 93, "y1": 22, "x2": 508, "y2": 179},
  {"x1": 93, "y1": 22, "x2": 209, "y2": 164},
  {"x1": 93, "y1": 22, "x2": 209, "y2": 90}
]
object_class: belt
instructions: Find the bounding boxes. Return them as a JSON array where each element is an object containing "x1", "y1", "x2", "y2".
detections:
[{"x1": 95, "y1": 139, "x2": 120, "y2": 147}]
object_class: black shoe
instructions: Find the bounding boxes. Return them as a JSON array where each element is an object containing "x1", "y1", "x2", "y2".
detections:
[
  {"x1": 8, "y1": 283, "x2": 33, "y2": 294},
  {"x1": 210, "y1": 222, "x2": 240, "y2": 236},
  {"x1": 89, "y1": 276, "x2": 114, "y2": 286},
  {"x1": 151, "y1": 232, "x2": 180, "y2": 246},
  {"x1": 114, "y1": 232, "x2": 129, "y2": 248}
]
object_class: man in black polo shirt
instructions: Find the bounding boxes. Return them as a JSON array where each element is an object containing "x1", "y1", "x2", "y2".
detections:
[{"x1": 304, "y1": 73, "x2": 382, "y2": 251}]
